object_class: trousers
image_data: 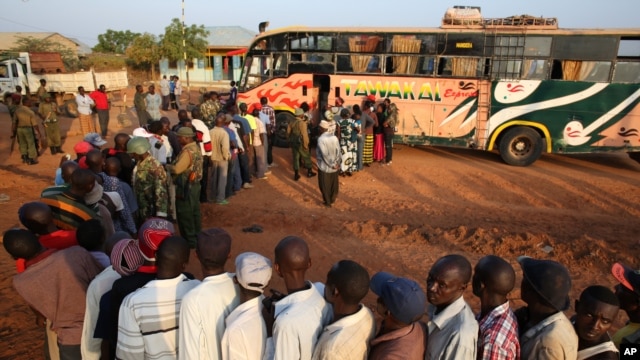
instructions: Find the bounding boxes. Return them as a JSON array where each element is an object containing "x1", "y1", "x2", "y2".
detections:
[
  {"x1": 291, "y1": 145, "x2": 312, "y2": 171},
  {"x1": 208, "y1": 159, "x2": 228, "y2": 203},
  {"x1": 17, "y1": 127, "x2": 38, "y2": 159},
  {"x1": 175, "y1": 182, "x2": 201, "y2": 248},
  {"x1": 44, "y1": 122, "x2": 61, "y2": 147},
  {"x1": 96, "y1": 109, "x2": 109, "y2": 137},
  {"x1": 318, "y1": 170, "x2": 339, "y2": 205}
]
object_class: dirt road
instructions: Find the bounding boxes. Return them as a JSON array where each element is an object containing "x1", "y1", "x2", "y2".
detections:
[{"x1": 1, "y1": 90, "x2": 639, "y2": 358}]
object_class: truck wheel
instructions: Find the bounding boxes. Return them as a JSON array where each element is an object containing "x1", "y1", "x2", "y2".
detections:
[
  {"x1": 498, "y1": 126, "x2": 543, "y2": 166},
  {"x1": 629, "y1": 152, "x2": 640, "y2": 164},
  {"x1": 62, "y1": 100, "x2": 78, "y2": 118}
]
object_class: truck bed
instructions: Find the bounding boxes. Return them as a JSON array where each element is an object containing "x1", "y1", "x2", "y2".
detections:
[{"x1": 27, "y1": 70, "x2": 129, "y2": 93}]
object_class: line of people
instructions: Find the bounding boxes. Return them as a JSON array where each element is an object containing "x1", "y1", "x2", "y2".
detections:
[{"x1": 6, "y1": 214, "x2": 639, "y2": 360}]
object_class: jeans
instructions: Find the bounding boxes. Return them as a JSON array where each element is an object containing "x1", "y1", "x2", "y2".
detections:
[
  {"x1": 254, "y1": 144, "x2": 266, "y2": 178},
  {"x1": 232, "y1": 156, "x2": 242, "y2": 191},
  {"x1": 226, "y1": 157, "x2": 235, "y2": 197},
  {"x1": 238, "y1": 152, "x2": 251, "y2": 184}
]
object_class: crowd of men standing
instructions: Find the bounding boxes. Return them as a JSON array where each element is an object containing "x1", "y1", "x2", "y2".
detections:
[{"x1": 4, "y1": 80, "x2": 640, "y2": 360}]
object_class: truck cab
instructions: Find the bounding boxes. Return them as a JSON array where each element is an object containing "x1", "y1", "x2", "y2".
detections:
[{"x1": 0, "y1": 57, "x2": 27, "y2": 99}]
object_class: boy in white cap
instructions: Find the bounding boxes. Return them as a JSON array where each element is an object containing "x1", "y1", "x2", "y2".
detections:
[{"x1": 221, "y1": 252, "x2": 273, "y2": 360}]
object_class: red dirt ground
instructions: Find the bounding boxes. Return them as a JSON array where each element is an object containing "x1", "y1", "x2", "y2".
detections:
[{"x1": 1, "y1": 87, "x2": 639, "y2": 358}]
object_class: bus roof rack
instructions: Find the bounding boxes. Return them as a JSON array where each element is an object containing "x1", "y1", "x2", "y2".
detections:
[{"x1": 441, "y1": 6, "x2": 558, "y2": 29}]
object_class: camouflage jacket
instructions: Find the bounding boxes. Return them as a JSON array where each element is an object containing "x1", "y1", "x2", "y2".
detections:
[
  {"x1": 133, "y1": 155, "x2": 168, "y2": 220},
  {"x1": 200, "y1": 99, "x2": 222, "y2": 129}
]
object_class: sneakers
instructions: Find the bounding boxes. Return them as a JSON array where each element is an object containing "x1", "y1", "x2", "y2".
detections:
[
  {"x1": 242, "y1": 183, "x2": 254, "y2": 189},
  {"x1": 265, "y1": 170, "x2": 272, "y2": 175},
  {"x1": 385, "y1": 161, "x2": 392, "y2": 166},
  {"x1": 257, "y1": 176, "x2": 268, "y2": 180},
  {"x1": 216, "y1": 199, "x2": 229, "y2": 205},
  {"x1": 268, "y1": 163, "x2": 278, "y2": 168}
]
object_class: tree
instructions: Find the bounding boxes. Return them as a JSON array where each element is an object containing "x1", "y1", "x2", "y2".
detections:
[
  {"x1": 125, "y1": 33, "x2": 162, "y2": 80},
  {"x1": 159, "y1": 18, "x2": 209, "y2": 64},
  {"x1": 93, "y1": 29, "x2": 141, "y2": 54}
]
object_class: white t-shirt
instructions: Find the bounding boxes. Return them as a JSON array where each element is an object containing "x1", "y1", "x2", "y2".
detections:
[
  {"x1": 160, "y1": 78, "x2": 170, "y2": 96},
  {"x1": 179, "y1": 272, "x2": 240, "y2": 360},
  {"x1": 221, "y1": 296, "x2": 267, "y2": 360},
  {"x1": 116, "y1": 274, "x2": 200, "y2": 360},
  {"x1": 76, "y1": 94, "x2": 95, "y2": 115},
  {"x1": 81, "y1": 266, "x2": 121, "y2": 360},
  {"x1": 312, "y1": 304, "x2": 376, "y2": 360},
  {"x1": 264, "y1": 282, "x2": 332, "y2": 360}
]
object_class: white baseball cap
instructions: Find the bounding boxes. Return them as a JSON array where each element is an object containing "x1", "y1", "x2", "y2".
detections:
[{"x1": 235, "y1": 252, "x2": 272, "y2": 293}]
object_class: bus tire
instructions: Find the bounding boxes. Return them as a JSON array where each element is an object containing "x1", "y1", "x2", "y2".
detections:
[
  {"x1": 629, "y1": 152, "x2": 640, "y2": 164},
  {"x1": 274, "y1": 112, "x2": 295, "y2": 148},
  {"x1": 498, "y1": 126, "x2": 543, "y2": 166}
]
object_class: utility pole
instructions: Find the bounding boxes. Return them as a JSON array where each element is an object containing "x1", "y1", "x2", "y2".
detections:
[{"x1": 181, "y1": 0, "x2": 190, "y2": 103}]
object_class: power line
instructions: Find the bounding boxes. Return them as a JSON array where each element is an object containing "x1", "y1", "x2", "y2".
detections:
[{"x1": 0, "y1": 15, "x2": 97, "y2": 43}]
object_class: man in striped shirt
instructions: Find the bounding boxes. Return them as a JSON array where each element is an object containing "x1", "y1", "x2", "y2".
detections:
[
  {"x1": 40, "y1": 169, "x2": 100, "y2": 230},
  {"x1": 473, "y1": 255, "x2": 520, "y2": 360},
  {"x1": 116, "y1": 236, "x2": 199, "y2": 360}
]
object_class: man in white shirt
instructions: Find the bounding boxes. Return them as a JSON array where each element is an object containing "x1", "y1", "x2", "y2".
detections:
[
  {"x1": 426, "y1": 254, "x2": 478, "y2": 360},
  {"x1": 221, "y1": 252, "x2": 272, "y2": 360},
  {"x1": 263, "y1": 236, "x2": 332, "y2": 360},
  {"x1": 251, "y1": 105, "x2": 268, "y2": 179},
  {"x1": 160, "y1": 75, "x2": 170, "y2": 111},
  {"x1": 80, "y1": 232, "x2": 135, "y2": 360},
  {"x1": 145, "y1": 85, "x2": 162, "y2": 121},
  {"x1": 75, "y1": 86, "x2": 96, "y2": 135},
  {"x1": 179, "y1": 228, "x2": 240, "y2": 360},
  {"x1": 312, "y1": 260, "x2": 375, "y2": 360},
  {"x1": 116, "y1": 236, "x2": 200, "y2": 360}
]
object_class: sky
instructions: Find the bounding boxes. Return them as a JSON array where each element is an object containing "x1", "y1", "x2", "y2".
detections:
[{"x1": 1, "y1": 0, "x2": 638, "y2": 47}]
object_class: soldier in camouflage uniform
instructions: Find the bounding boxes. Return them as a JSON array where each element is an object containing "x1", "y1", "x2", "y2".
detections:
[
  {"x1": 167, "y1": 126, "x2": 203, "y2": 247},
  {"x1": 38, "y1": 93, "x2": 63, "y2": 154},
  {"x1": 134, "y1": 84, "x2": 151, "y2": 127},
  {"x1": 199, "y1": 92, "x2": 217, "y2": 129},
  {"x1": 127, "y1": 136, "x2": 169, "y2": 227}
]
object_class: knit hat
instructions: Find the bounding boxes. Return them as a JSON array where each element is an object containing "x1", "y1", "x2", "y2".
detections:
[
  {"x1": 370, "y1": 272, "x2": 426, "y2": 324},
  {"x1": 111, "y1": 239, "x2": 144, "y2": 276},
  {"x1": 518, "y1": 256, "x2": 571, "y2": 311},
  {"x1": 235, "y1": 252, "x2": 272, "y2": 293},
  {"x1": 137, "y1": 218, "x2": 175, "y2": 261}
]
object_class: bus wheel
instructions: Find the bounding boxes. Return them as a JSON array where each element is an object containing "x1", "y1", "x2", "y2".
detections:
[
  {"x1": 629, "y1": 152, "x2": 640, "y2": 164},
  {"x1": 498, "y1": 127, "x2": 543, "y2": 166}
]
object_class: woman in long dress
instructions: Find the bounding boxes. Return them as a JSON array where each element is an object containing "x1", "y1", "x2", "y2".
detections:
[
  {"x1": 338, "y1": 109, "x2": 358, "y2": 176},
  {"x1": 374, "y1": 103, "x2": 386, "y2": 163}
]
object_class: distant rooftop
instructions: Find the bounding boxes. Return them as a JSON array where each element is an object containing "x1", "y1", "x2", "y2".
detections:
[
  {"x1": 204, "y1": 26, "x2": 256, "y2": 48},
  {"x1": 68, "y1": 37, "x2": 93, "y2": 56}
]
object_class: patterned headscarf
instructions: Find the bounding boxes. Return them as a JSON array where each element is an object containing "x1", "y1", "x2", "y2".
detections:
[{"x1": 110, "y1": 239, "x2": 144, "y2": 276}]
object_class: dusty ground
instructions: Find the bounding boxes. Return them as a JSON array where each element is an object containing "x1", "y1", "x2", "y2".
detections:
[{"x1": 1, "y1": 88, "x2": 640, "y2": 358}]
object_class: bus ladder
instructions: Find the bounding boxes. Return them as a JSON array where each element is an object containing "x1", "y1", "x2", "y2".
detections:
[{"x1": 475, "y1": 80, "x2": 492, "y2": 149}]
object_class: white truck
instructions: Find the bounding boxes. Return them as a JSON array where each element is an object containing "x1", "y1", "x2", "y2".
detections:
[{"x1": 0, "y1": 52, "x2": 128, "y2": 116}]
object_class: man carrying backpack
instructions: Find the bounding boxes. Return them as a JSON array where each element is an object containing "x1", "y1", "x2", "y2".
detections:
[{"x1": 287, "y1": 108, "x2": 316, "y2": 181}]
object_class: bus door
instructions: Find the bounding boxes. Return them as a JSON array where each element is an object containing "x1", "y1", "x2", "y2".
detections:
[{"x1": 313, "y1": 74, "x2": 330, "y2": 124}]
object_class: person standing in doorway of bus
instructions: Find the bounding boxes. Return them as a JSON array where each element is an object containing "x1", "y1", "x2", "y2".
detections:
[
  {"x1": 260, "y1": 97, "x2": 276, "y2": 166},
  {"x1": 383, "y1": 103, "x2": 398, "y2": 165},
  {"x1": 160, "y1": 75, "x2": 170, "y2": 111},
  {"x1": 90, "y1": 84, "x2": 110, "y2": 138},
  {"x1": 76, "y1": 86, "x2": 96, "y2": 136}
]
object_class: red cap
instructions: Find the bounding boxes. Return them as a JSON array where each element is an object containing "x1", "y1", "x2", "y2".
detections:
[
  {"x1": 367, "y1": 94, "x2": 376, "y2": 102},
  {"x1": 254, "y1": 103, "x2": 262, "y2": 110},
  {"x1": 137, "y1": 218, "x2": 175, "y2": 261},
  {"x1": 73, "y1": 141, "x2": 93, "y2": 155}
]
